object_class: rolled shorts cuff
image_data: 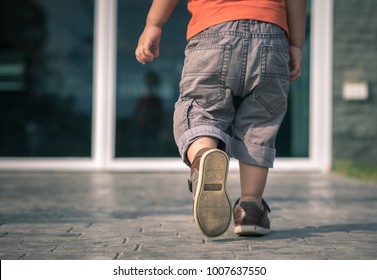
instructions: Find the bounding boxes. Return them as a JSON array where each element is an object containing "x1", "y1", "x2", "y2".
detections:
[
  {"x1": 230, "y1": 138, "x2": 276, "y2": 168},
  {"x1": 177, "y1": 125, "x2": 230, "y2": 166}
]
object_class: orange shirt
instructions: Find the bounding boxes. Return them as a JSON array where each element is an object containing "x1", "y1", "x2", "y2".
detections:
[{"x1": 187, "y1": 0, "x2": 288, "y2": 40}]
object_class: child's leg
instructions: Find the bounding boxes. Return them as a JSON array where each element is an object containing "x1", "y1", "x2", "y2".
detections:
[
  {"x1": 187, "y1": 136, "x2": 219, "y2": 164},
  {"x1": 239, "y1": 161, "x2": 268, "y2": 207},
  {"x1": 234, "y1": 161, "x2": 271, "y2": 236}
]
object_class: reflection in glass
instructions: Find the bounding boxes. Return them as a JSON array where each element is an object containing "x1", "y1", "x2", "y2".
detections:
[
  {"x1": 116, "y1": 0, "x2": 189, "y2": 157},
  {"x1": 0, "y1": 0, "x2": 94, "y2": 157}
]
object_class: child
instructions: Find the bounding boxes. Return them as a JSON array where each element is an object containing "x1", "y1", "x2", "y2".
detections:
[{"x1": 136, "y1": 0, "x2": 306, "y2": 237}]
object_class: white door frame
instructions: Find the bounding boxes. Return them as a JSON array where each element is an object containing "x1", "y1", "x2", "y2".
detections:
[{"x1": 0, "y1": 0, "x2": 333, "y2": 172}]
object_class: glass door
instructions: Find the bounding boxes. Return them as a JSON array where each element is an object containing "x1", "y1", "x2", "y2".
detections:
[{"x1": 0, "y1": 0, "x2": 95, "y2": 157}]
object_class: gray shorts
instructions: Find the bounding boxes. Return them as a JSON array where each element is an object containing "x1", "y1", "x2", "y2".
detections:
[{"x1": 173, "y1": 20, "x2": 290, "y2": 168}]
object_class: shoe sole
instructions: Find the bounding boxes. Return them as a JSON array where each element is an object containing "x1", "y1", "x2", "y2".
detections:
[
  {"x1": 234, "y1": 225, "x2": 271, "y2": 236},
  {"x1": 193, "y1": 149, "x2": 231, "y2": 237}
]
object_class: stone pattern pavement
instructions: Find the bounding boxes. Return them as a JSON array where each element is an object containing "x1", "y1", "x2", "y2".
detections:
[{"x1": 0, "y1": 172, "x2": 376, "y2": 260}]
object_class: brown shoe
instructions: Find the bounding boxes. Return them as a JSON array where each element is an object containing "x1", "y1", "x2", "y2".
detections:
[
  {"x1": 233, "y1": 198, "x2": 271, "y2": 236},
  {"x1": 188, "y1": 148, "x2": 231, "y2": 237}
]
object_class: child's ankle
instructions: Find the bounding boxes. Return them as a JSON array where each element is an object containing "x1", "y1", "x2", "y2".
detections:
[{"x1": 240, "y1": 196, "x2": 263, "y2": 208}]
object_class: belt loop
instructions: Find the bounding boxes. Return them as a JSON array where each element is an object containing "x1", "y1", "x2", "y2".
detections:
[{"x1": 241, "y1": 20, "x2": 249, "y2": 31}]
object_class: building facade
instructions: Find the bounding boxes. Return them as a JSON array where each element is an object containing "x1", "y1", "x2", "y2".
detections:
[
  {"x1": 0, "y1": 0, "x2": 374, "y2": 171},
  {"x1": 332, "y1": 0, "x2": 377, "y2": 165}
]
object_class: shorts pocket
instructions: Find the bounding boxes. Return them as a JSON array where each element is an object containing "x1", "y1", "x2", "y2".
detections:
[
  {"x1": 180, "y1": 44, "x2": 231, "y2": 108},
  {"x1": 255, "y1": 45, "x2": 290, "y2": 114}
]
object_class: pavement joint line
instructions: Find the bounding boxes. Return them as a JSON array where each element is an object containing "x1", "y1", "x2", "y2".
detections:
[
  {"x1": 134, "y1": 244, "x2": 142, "y2": 251},
  {"x1": 16, "y1": 239, "x2": 25, "y2": 247},
  {"x1": 50, "y1": 245, "x2": 58, "y2": 252},
  {"x1": 17, "y1": 254, "x2": 26, "y2": 260}
]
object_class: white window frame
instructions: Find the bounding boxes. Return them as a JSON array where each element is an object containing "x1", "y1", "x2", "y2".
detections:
[{"x1": 0, "y1": 0, "x2": 333, "y2": 172}]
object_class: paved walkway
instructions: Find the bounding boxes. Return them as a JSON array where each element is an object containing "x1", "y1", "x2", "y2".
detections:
[{"x1": 0, "y1": 171, "x2": 376, "y2": 260}]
